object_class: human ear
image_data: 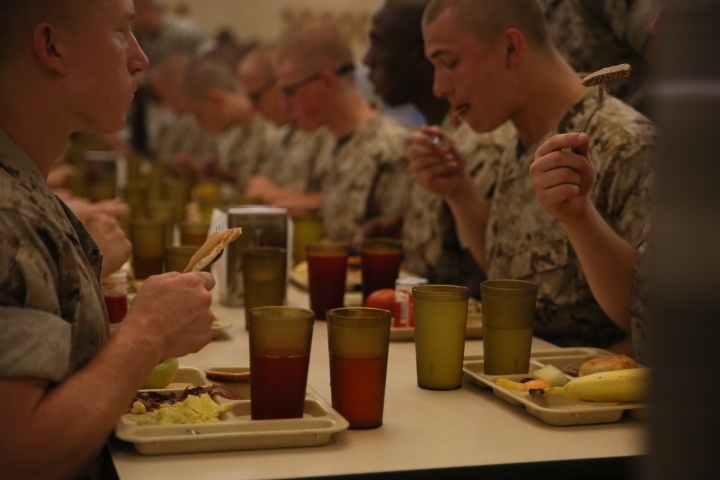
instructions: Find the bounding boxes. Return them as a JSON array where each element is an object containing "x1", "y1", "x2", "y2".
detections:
[
  {"x1": 32, "y1": 23, "x2": 67, "y2": 75},
  {"x1": 503, "y1": 29, "x2": 523, "y2": 68}
]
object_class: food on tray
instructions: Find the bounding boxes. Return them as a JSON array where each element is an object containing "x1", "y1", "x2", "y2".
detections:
[
  {"x1": 496, "y1": 377, "x2": 551, "y2": 392},
  {"x1": 130, "y1": 393, "x2": 233, "y2": 425},
  {"x1": 578, "y1": 354, "x2": 639, "y2": 377},
  {"x1": 531, "y1": 364, "x2": 568, "y2": 387},
  {"x1": 528, "y1": 367, "x2": 648, "y2": 403},
  {"x1": 363, "y1": 288, "x2": 395, "y2": 310},
  {"x1": 134, "y1": 384, "x2": 241, "y2": 412},
  {"x1": 205, "y1": 369, "x2": 251, "y2": 383},
  {"x1": 183, "y1": 227, "x2": 243, "y2": 273},
  {"x1": 141, "y1": 358, "x2": 179, "y2": 389}
]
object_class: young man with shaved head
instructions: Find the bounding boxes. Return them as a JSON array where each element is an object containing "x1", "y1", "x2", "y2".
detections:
[
  {"x1": 274, "y1": 24, "x2": 411, "y2": 242},
  {"x1": 412, "y1": 0, "x2": 657, "y2": 350},
  {"x1": 0, "y1": 2, "x2": 216, "y2": 477}
]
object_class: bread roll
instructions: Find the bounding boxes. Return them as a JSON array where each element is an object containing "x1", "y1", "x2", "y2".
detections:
[{"x1": 578, "y1": 354, "x2": 639, "y2": 377}]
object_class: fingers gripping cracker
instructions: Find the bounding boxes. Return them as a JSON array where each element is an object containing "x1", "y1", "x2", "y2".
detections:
[{"x1": 183, "y1": 227, "x2": 243, "y2": 273}]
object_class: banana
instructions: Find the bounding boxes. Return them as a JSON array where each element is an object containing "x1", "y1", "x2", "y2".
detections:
[{"x1": 528, "y1": 367, "x2": 649, "y2": 403}]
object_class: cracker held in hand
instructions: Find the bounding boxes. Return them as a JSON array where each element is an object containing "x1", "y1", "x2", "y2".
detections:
[
  {"x1": 581, "y1": 63, "x2": 631, "y2": 87},
  {"x1": 183, "y1": 227, "x2": 243, "y2": 273}
]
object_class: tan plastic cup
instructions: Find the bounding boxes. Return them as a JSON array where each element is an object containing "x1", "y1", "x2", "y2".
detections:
[
  {"x1": 360, "y1": 237, "x2": 402, "y2": 303},
  {"x1": 480, "y1": 280, "x2": 538, "y2": 375},
  {"x1": 292, "y1": 214, "x2": 324, "y2": 265},
  {"x1": 164, "y1": 245, "x2": 208, "y2": 273},
  {"x1": 242, "y1": 247, "x2": 287, "y2": 326},
  {"x1": 179, "y1": 221, "x2": 210, "y2": 247},
  {"x1": 306, "y1": 241, "x2": 349, "y2": 320},
  {"x1": 129, "y1": 218, "x2": 166, "y2": 279},
  {"x1": 327, "y1": 307, "x2": 391, "y2": 429},
  {"x1": 147, "y1": 200, "x2": 177, "y2": 246},
  {"x1": 248, "y1": 307, "x2": 315, "y2": 420},
  {"x1": 412, "y1": 285, "x2": 470, "y2": 390}
]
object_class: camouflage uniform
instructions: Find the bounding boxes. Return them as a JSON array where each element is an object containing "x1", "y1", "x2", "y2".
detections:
[
  {"x1": 217, "y1": 117, "x2": 282, "y2": 195},
  {"x1": 486, "y1": 91, "x2": 657, "y2": 348},
  {"x1": 134, "y1": 13, "x2": 212, "y2": 61},
  {"x1": 154, "y1": 112, "x2": 219, "y2": 164},
  {"x1": 541, "y1": 0, "x2": 662, "y2": 113},
  {"x1": 321, "y1": 113, "x2": 411, "y2": 242},
  {"x1": 0, "y1": 129, "x2": 108, "y2": 383},
  {"x1": 402, "y1": 120, "x2": 515, "y2": 297},
  {"x1": 260, "y1": 125, "x2": 335, "y2": 193}
]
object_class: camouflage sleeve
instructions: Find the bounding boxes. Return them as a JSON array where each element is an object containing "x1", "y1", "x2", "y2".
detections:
[
  {"x1": 579, "y1": 0, "x2": 661, "y2": 54},
  {"x1": 0, "y1": 213, "x2": 72, "y2": 382}
]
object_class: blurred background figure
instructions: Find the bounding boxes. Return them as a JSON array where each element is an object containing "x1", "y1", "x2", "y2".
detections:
[
  {"x1": 180, "y1": 57, "x2": 281, "y2": 200},
  {"x1": 145, "y1": 50, "x2": 219, "y2": 166},
  {"x1": 238, "y1": 44, "x2": 335, "y2": 205},
  {"x1": 541, "y1": 0, "x2": 662, "y2": 115},
  {"x1": 273, "y1": 24, "x2": 411, "y2": 241}
]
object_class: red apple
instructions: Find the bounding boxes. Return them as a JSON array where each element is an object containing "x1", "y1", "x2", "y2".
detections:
[{"x1": 363, "y1": 288, "x2": 396, "y2": 313}]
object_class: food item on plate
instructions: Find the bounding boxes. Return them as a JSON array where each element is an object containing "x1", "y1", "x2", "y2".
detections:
[
  {"x1": 141, "y1": 358, "x2": 179, "y2": 389},
  {"x1": 205, "y1": 369, "x2": 251, "y2": 383},
  {"x1": 532, "y1": 364, "x2": 568, "y2": 387},
  {"x1": 496, "y1": 377, "x2": 551, "y2": 392},
  {"x1": 183, "y1": 227, "x2": 243, "y2": 273},
  {"x1": 578, "y1": 354, "x2": 639, "y2": 377},
  {"x1": 130, "y1": 392, "x2": 233, "y2": 425},
  {"x1": 363, "y1": 288, "x2": 395, "y2": 311},
  {"x1": 528, "y1": 367, "x2": 648, "y2": 403}
]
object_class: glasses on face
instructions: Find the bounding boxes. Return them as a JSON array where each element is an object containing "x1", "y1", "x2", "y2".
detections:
[
  {"x1": 279, "y1": 63, "x2": 355, "y2": 98},
  {"x1": 248, "y1": 78, "x2": 276, "y2": 104}
]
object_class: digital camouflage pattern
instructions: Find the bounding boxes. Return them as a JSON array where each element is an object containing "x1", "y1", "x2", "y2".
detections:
[
  {"x1": 541, "y1": 0, "x2": 662, "y2": 113},
  {"x1": 134, "y1": 13, "x2": 212, "y2": 62},
  {"x1": 402, "y1": 120, "x2": 515, "y2": 297},
  {"x1": 217, "y1": 116, "x2": 282, "y2": 193},
  {"x1": 154, "y1": 112, "x2": 218, "y2": 164},
  {"x1": 321, "y1": 113, "x2": 411, "y2": 242},
  {"x1": 260, "y1": 125, "x2": 335, "y2": 193},
  {"x1": 486, "y1": 91, "x2": 657, "y2": 348},
  {"x1": 0, "y1": 129, "x2": 108, "y2": 383}
]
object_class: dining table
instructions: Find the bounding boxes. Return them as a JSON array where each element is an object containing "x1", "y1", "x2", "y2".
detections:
[{"x1": 108, "y1": 284, "x2": 647, "y2": 480}]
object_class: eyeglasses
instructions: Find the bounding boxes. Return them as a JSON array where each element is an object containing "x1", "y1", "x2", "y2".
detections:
[
  {"x1": 279, "y1": 63, "x2": 355, "y2": 98},
  {"x1": 248, "y1": 78, "x2": 276, "y2": 104}
]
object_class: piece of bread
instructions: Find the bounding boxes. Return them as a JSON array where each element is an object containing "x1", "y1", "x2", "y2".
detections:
[
  {"x1": 582, "y1": 63, "x2": 632, "y2": 87},
  {"x1": 578, "y1": 354, "x2": 639, "y2": 377},
  {"x1": 183, "y1": 227, "x2": 243, "y2": 273}
]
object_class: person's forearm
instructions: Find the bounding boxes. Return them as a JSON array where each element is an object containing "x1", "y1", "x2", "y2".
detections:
[
  {"x1": 444, "y1": 180, "x2": 491, "y2": 271},
  {"x1": 1, "y1": 322, "x2": 162, "y2": 479},
  {"x1": 560, "y1": 205, "x2": 638, "y2": 331}
]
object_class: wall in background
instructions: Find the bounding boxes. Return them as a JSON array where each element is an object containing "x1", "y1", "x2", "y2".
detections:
[{"x1": 160, "y1": 0, "x2": 383, "y2": 57}]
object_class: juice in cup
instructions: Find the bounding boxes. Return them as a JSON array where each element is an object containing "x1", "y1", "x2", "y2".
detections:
[
  {"x1": 250, "y1": 353, "x2": 310, "y2": 419},
  {"x1": 330, "y1": 355, "x2": 388, "y2": 429},
  {"x1": 306, "y1": 242, "x2": 348, "y2": 320},
  {"x1": 361, "y1": 238, "x2": 402, "y2": 303}
]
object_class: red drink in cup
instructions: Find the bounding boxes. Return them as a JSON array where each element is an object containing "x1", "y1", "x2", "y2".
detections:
[
  {"x1": 250, "y1": 353, "x2": 310, "y2": 419},
  {"x1": 306, "y1": 242, "x2": 349, "y2": 320},
  {"x1": 361, "y1": 238, "x2": 402, "y2": 303},
  {"x1": 330, "y1": 355, "x2": 388, "y2": 428}
]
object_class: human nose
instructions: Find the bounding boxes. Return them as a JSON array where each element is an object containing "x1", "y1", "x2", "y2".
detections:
[
  {"x1": 433, "y1": 70, "x2": 452, "y2": 99},
  {"x1": 128, "y1": 33, "x2": 149, "y2": 74}
]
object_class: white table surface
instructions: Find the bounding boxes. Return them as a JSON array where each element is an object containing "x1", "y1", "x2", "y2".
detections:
[{"x1": 109, "y1": 286, "x2": 647, "y2": 479}]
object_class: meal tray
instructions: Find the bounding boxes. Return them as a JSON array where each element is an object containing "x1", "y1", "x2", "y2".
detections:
[
  {"x1": 115, "y1": 367, "x2": 349, "y2": 455},
  {"x1": 462, "y1": 348, "x2": 648, "y2": 426}
]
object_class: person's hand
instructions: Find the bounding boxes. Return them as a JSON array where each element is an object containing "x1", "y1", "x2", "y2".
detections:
[
  {"x1": 245, "y1": 175, "x2": 283, "y2": 203},
  {"x1": 64, "y1": 197, "x2": 129, "y2": 224},
  {"x1": 529, "y1": 133, "x2": 595, "y2": 225},
  {"x1": 122, "y1": 271, "x2": 216, "y2": 359},
  {"x1": 169, "y1": 152, "x2": 202, "y2": 177},
  {"x1": 352, "y1": 215, "x2": 403, "y2": 251},
  {"x1": 83, "y1": 213, "x2": 132, "y2": 277},
  {"x1": 408, "y1": 126, "x2": 468, "y2": 199}
]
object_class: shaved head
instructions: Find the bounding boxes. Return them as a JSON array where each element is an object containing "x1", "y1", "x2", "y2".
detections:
[
  {"x1": 182, "y1": 57, "x2": 241, "y2": 100},
  {"x1": 423, "y1": 0, "x2": 550, "y2": 48},
  {"x1": 0, "y1": 0, "x2": 102, "y2": 70},
  {"x1": 277, "y1": 24, "x2": 354, "y2": 75}
]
